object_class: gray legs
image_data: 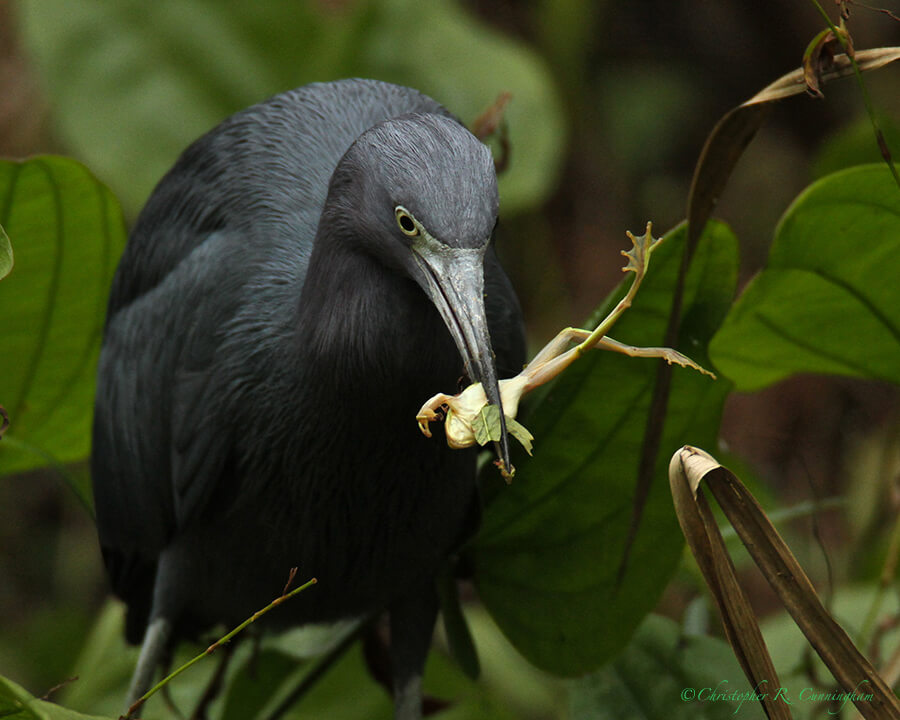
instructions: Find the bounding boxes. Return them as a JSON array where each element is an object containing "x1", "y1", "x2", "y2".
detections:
[
  {"x1": 125, "y1": 615, "x2": 173, "y2": 711},
  {"x1": 390, "y1": 585, "x2": 439, "y2": 720}
]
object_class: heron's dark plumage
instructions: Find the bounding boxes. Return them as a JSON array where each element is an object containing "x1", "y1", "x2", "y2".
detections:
[{"x1": 92, "y1": 79, "x2": 525, "y2": 715}]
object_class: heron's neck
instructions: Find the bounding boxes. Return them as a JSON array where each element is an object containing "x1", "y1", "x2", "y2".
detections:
[{"x1": 294, "y1": 234, "x2": 460, "y2": 406}]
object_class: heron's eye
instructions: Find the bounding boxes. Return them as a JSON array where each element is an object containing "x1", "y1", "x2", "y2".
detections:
[{"x1": 395, "y1": 207, "x2": 420, "y2": 237}]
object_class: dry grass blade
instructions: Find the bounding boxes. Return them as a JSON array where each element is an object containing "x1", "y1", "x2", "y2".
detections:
[
  {"x1": 669, "y1": 447, "x2": 793, "y2": 720},
  {"x1": 685, "y1": 104, "x2": 769, "y2": 253},
  {"x1": 686, "y1": 47, "x2": 900, "y2": 249},
  {"x1": 748, "y1": 47, "x2": 900, "y2": 104},
  {"x1": 671, "y1": 446, "x2": 900, "y2": 720}
]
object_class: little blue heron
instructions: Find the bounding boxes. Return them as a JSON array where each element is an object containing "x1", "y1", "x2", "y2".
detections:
[{"x1": 92, "y1": 79, "x2": 525, "y2": 719}]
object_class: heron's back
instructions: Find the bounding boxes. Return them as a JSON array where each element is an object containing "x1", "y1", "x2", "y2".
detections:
[{"x1": 107, "y1": 79, "x2": 451, "y2": 317}]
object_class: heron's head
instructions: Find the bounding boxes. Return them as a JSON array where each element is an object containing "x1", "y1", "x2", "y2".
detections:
[{"x1": 323, "y1": 112, "x2": 512, "y2": 472}]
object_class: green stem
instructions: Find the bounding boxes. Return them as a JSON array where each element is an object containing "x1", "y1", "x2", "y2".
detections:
[
  {"x1": 809, "y1": 0, "x2": 900, "y2": 188},
  {"x1": 124, "y1": 576, "x2": 317, "y2": 719}
]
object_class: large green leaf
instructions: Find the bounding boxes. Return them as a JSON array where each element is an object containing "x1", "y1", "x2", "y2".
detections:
[
  {"x1": 19, "y1": 0, "x2": 564, "y2": 218},
  {"x1": 709, "y1": 164, "x2": 900, "y2": 391},
  {"x1": 473, "y1": 221, "x2": 738, "y2": 675},
  {"x1": 0, "y1": 156, "x2": 126, "y2": 475},
  {"x1": 569, "y1": 614, "x2": 766, "y2": 720},
  {"x1": 0, "y1": 675, "x2": 111, "y2": 720}
]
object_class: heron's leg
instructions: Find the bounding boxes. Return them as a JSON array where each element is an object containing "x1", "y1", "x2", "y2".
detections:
[
  {"x1": 390, "y1": 583, "x2": 439, "y2": 720},
  {"x1": 125, "y1": 615, "x2": 173, "y2": 710}
]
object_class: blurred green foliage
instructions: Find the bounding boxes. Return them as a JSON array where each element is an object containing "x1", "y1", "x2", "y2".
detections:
[
  {"x1": 760, "y1": 584, "x2": 900, "y2": 720},
  {"x1": 18, "y1": 0, "x2": 564, "y2": 218},
  {"x1": 47, "y1": 602, "x2": 564, "y2": 720}
]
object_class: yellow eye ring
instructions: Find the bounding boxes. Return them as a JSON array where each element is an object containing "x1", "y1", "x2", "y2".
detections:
[{"x1": 395, "y1": 207, "x2": 420, "y2": 237}]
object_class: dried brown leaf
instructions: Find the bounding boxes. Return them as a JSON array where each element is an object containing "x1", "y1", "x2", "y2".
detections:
[
  {"x1": 671, "y1": 446, "x2": 900, "y2": 720},
  {"x1": 470, "y1": 91, "x2": 512, "y2": 140},
  {"x1": 803, "y1": 26, "x2": 855, "y2": 99},
  {"x1": 748, "y1": 47, "x2": 899, "y2": 105},
  {"x1": 670, "y1": 447, "x2": 793, "y2": 720}
]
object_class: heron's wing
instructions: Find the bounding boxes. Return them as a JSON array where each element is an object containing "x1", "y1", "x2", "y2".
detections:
[
  {"x1": 168, "y1": 247, "x2": 243, "y2": 528},
  {"x1": 92, "y1": 232, "x2": 248, "y2": 594}
]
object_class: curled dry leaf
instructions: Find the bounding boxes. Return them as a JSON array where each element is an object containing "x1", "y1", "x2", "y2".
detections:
[
  {"x1": 748, "y1": 47, "x2": 898, "y2": 104},
  {"x1": 803, "y1": 25, "x2": 855, "y2": 98}
]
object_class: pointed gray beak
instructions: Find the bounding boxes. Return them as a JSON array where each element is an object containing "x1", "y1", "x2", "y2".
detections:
[{"x1": 411, "y1": 243, "x2": 512, "y2": 474}]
